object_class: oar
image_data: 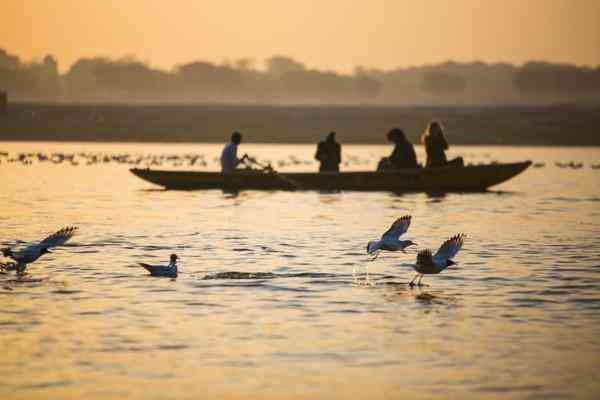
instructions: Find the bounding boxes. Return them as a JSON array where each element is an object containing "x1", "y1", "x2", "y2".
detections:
[{"x1": 244, "y1": 157, "x2": 302, "y2": 190}]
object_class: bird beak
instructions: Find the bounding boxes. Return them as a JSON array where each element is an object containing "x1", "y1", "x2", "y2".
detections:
[
  {"x1": 46, "y1": 249, "x2": 52, "y2": 253},
  {"x1": 409, "y1": 243, "x2": 417, "y2": 247}
]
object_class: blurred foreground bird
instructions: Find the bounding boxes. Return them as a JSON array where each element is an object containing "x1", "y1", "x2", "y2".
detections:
[
  {"x1": 139, "y1": 254, "x2": 179, "y2": 278},
  {"x1": 366, "y1": 215, "x2": 416, "y2": 260},
  {"x1": 1, "y1": 226, "x2": 78, "y2": 274},
  {"x1": 410, "y1": 234, "x2": 466, "y2": 287}
]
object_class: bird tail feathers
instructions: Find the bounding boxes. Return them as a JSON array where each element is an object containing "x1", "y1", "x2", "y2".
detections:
[{"x1": 367, "y1": 241, "x2": 380, "y2": 254}]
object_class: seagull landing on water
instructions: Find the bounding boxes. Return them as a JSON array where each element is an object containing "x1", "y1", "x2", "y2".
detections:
[
  {"x1": 1, "y1": 226, "x2": 78, "y2": 274},
  {"x1": 409, "y1": 234, "x2": 466, "y2": 287},
  {"x1": 366, "y1": 215, "x2": 417, "y2": 260},
  {"x1": 139, "y1": 254, "x2": 179, "y2": 278}
]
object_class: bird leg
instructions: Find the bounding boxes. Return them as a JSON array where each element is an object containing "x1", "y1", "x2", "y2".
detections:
[
  {"x1": 16, "y1": 263, "x2": 27, "y2": 275},
  {"x1": 352, "y1": 266, "x2": 363, "y2": 285},
  {"x1": 417, "y1": 275, "x2": 424, "y2": 286},
  {"x1": 409, "y1": 274, "x2": 419, "y2": 287}
]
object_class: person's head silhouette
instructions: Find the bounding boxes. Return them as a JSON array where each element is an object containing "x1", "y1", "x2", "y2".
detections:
[
  {"x1": 387, "y1": 128, "x2": 406, "y2": 143},
  {"x1": 231, "y1": 131, "x2": 242, "y2": 145}
]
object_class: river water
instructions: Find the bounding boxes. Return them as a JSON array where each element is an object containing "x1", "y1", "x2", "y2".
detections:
[{"x1": 1, "y1": 142, "x2": 599, "y2": 399}]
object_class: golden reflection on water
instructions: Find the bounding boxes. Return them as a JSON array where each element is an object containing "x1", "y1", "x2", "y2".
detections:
[{"x1": 1, "y1": 143, "x2": 600, "y2": 399}]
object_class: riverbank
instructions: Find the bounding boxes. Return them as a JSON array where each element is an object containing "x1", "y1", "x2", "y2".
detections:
[{"x1": 1, "y1": 103, "x2": 599, "y2": 145}]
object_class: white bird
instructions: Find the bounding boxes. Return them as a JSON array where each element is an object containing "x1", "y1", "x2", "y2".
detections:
[
  {"x1": 409, "y1": 234, "x2": 466, "y2": 287},
  {"x1": 139, "y1": 254, "x2": 179, "y2": 278},
  {"x1": 1, "y1": 226, "x2": 78, "y2": 273},
  {"x1": 366, "y1": 215, "x2": 417, "y2": 260}
]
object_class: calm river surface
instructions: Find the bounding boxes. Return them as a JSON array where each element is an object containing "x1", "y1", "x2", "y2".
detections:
[{"x1": 1, "y1": 142, "x2": 600, "y2": 399}]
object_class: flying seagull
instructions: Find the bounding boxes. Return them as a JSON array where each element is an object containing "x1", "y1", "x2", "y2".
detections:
[
  {"x1": 410, "y1": 234, "x2": 466, "y2": 287},
  {"x1": 1, "y1": 226, "x2": 78, "y2": 273},
  {"x1": 367, "y1": 215, "x2": 417, "y2": 260},
  {"x1": 139, "y1": 254, "x2": 179, "y2": 278}
]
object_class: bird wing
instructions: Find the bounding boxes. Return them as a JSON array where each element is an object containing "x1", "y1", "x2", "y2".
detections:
[
  {"x1": 37, "y1": 226, "x2": 78, "y2": 249},
  {"x1": 416, "y1": 249, "x2": 434, "y2": 266},
  {"x1": 17, "y1": 226, "x2": 78, "y2": 257},
  {"x1": 381, "y1": 215, "x2": 411, "y2": 241},
  {"x1": 139, "y1": 263, "x2": 176, "y2": 276},
  {"x1": 139, "y1": 263, "x2": 159, "y2": 272},
  {"x1": 433, "y1": 234, "x2": 465, "y2": 263}
]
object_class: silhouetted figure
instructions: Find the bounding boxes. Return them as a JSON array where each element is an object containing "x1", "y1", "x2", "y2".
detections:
[
  {"x1": 388, "y1": 128, "x2": 418, "y2": 169},
  {"x1": 315, "y1": 131, "x2": 341, "y2": 172},
  {"x1": 220, "y1": 131, "x2": 247, "y2": 173},
  {"x1": 421, "y1": 121, "x2": 464, "y2": 167},
  {"x1": 377, "y1": 128, "x2": 418, "y2": 171}
]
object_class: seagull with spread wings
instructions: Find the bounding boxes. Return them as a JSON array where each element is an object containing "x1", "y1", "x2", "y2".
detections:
[
  {"x1": 409, "y1": 234, "x2": 466, "y2": 287},
  {"x1": 139, "y1": 254, "x2": 179, "y2": 278},
  {"x1": 366, "y1": 215, "x2": 417, "y2": 260},
  {"x1": 1, "y1": 226, "x2": 78, "y2": 274}
]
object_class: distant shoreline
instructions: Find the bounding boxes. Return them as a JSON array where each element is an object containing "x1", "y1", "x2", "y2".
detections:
[
  {"x1": 5, "y1": 100, "x2": 600, "y2": 109},
  {"x1": 1, "y1": 140, "x2": 598, "y2": 148},
  {"x1": 1, "y1": 102, "x2": 599, "y2": 146}
]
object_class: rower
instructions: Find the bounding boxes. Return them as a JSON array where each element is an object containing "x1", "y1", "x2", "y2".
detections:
[{"x1": 220, "y1": 131, "x2": 248, "y2": 173}]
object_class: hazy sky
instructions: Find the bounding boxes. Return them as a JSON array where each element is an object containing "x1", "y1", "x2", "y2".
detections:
[{"x1": 2, "y1": 0, "x2": 599, "y2": 72}]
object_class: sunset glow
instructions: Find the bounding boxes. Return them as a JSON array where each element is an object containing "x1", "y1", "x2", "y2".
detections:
[{"x1": 1, "y1": 0, "x2": 599, "y2": 72}]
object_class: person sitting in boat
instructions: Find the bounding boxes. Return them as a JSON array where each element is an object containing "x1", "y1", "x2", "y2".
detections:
[
  {"x1": 421, "y1": 121, "x2": 464, "y2": 167},
  {"x1": 220, "y1": 131, "x2": 248, "y2": 173},
  {"x1": 315, "y1": 131, "x2": 341, "y2": 172},
  {"x1": 377, "y1": 128, "x2": 419, "y2": 171}
]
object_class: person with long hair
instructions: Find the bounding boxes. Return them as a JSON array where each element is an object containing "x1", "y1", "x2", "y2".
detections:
[{"x1": 421, "y1": 121, "x2": 463, "y2": 167}]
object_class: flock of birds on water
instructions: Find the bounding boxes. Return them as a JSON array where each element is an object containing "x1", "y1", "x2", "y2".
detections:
[
  {"x1": 0, "y1": 148, "x2": 590, "y2": 284},
  {"x1": 1, "y1": 151, "x2": 599, "y2": 170},
  {"x1": 1, "y1": 217, "x2": 464, "y2": 287},
  {"x1": 0, "y1": 151, "x2": 367, "y2": 169}
]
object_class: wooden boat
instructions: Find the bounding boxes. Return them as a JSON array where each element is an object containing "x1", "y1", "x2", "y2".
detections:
[{"x1": 130, "y1": 161, "x2": 531, "y2": 192}]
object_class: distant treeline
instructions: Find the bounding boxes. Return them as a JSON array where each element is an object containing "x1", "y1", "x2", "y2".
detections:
[{"x1": 1, "y1": 48, "x2": 599, "y2": 105}]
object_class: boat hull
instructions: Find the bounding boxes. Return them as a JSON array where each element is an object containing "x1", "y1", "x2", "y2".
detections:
[{"x1": 130, "y1": 161, "x2": 532, "y2": 192}]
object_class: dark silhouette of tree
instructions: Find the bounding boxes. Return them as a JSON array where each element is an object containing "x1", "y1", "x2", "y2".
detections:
[
  {"x1": 1, "y1": 47, "x2": 599, "y2": 104},
  {"x1": 514, "y1": 61, "x2": 600, "y2": 95},
  {"x1": 421, "y1": 70, "x2": 467, "y2": 94},
  {"x1": 29, "y1": 55, "x2": 61, "y2": 99},
  {"x1": 65, "y1": 57, "x2": 168, "y2": 100},
  {"x1": 0, "y1": 49, "x2": 20, "y2": 70},
  {"x1": 266, "y1": 55, "x2": 305, "y2": 77},
  {"x1": 175, "y1": 61, "x2": 244, "y2": 99},
  {"x1": 0, "y1": 49, "x2": 59, "y2": 98},
  {"x1": 353, "y1": 73, "x2": 382, "y2": 99},
  {"x1": 94, "y1": 57, "x2": 166, "y2": 94}
]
